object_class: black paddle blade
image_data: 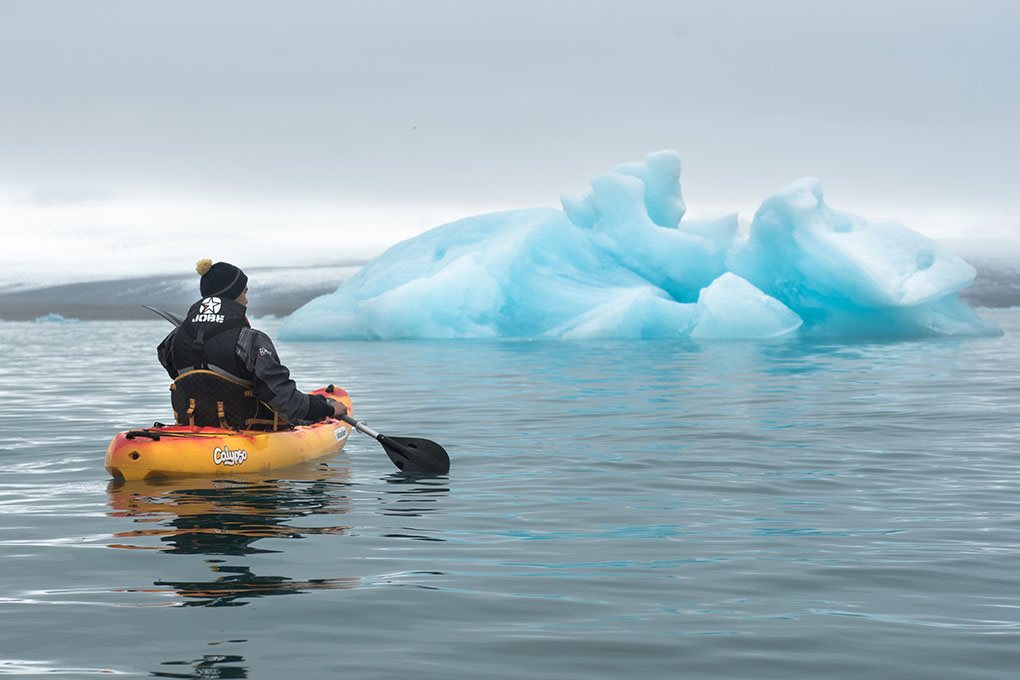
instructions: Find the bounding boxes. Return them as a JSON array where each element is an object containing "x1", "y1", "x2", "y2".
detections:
[{"x1": 380, "y1": 436, "x2": 450, "y2": 475}]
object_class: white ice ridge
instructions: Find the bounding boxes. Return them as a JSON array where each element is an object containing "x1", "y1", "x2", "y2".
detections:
[{"x1": 280, "y1": 151, "x2": 1000, "y2": 340}]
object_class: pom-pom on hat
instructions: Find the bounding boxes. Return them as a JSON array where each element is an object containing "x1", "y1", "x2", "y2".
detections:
[
  {"x1": 195, "y1": 259, "x2": 213, "y2": 276},
  {"x1": 196, "y1": 259, "x2": 248, "y2": 300}
]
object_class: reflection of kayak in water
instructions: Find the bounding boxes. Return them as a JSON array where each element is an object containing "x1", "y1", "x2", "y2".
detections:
[
  {"x1": 153, "y1": 566, "x2": 360, "y2": 607},
  {"x1": 107, "y1": 468, "x2": 354, "y2": 554},
  {"x1": 106, "y1": 386, "x2": 353, "y2": 482},
  {"x1": 107, "y1": 467, "x2": 360, "y2": 606},
  {"x1": 107, "y1": 466, "x2": 354, "y2": 550}
]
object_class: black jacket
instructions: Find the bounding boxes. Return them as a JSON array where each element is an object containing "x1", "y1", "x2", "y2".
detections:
[{"x1": 157, "y1": 298, "x2": 332, "y2": 423}]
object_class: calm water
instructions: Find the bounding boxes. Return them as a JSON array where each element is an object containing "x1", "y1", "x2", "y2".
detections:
[{"x1": 1, "y1": 311, "x2": 1018, "y2": 678}]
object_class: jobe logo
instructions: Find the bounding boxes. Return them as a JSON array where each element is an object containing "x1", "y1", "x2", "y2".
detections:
[
  {"x1": 213, "y1": 445, "x2": 248, "y2": 466},
  {"x1": 192, "y1": 297, "x2": 225, "y2": 323}
]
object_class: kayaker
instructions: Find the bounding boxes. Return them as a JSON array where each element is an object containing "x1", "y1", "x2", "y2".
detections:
[{"x1": 157, "y1": 259, "x2": 346, "y2": 430}]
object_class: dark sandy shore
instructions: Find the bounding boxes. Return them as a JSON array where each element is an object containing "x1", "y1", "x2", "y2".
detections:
[
  {"x1": 0, "y1": 264, "x2": 363, "y2": 321},
  {"x1": 962, "y1": 258, "x2": 1020, "y2": 309}
]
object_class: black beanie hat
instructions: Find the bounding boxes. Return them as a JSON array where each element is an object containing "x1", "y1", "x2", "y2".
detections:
[{"x1": 196, "y1": 259, "x2": 248, "y2": 300}]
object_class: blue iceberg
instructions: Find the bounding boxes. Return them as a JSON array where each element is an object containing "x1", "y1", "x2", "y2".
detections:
[{"x1": 281, "y1": 151, "x2": 999, "y2": 340}]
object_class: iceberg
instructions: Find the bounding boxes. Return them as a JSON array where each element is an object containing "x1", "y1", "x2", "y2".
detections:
[{"x1": 281, "y1": 151, "x2": 999, "y2": 340}]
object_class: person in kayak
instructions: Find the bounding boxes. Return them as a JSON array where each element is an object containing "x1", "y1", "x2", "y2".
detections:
[{"x1": 157, "y1": 259, "x2": 345, "y2": 430}]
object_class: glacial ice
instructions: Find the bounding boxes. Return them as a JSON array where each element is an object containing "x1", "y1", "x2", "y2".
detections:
[
  {"x1": 690, "y1": 273, "x2": 802, "y2": 340},
  {"x1": 726, "y1": 178, "x2": 993, "y2": 338},
  {"x1": 281, "y1": 151, "x2": 999, "y2": 340}
]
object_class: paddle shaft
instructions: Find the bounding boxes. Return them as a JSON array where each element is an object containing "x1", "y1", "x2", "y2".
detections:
[{"x1": 339, "y1": 414, "x2": 381, "y2": 440}]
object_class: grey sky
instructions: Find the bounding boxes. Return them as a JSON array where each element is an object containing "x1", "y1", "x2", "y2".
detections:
[{"x1": 1, "y1": 0, "x2": 1018, "y2": 280}]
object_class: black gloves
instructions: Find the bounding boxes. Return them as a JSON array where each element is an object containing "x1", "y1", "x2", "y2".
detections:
[{"x1": 305, "y1": 393, "x2": 336, "y2": 422}]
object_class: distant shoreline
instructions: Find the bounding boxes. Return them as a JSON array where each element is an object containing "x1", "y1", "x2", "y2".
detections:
[
  {"x1": 0, "y1": 264, "x2": 363, "y2": 321},
  {"x1": 961, "y1": 259, "x2": 1020, "y2": 309},
  {"x1": 0, "y1": 259, "x2": 1016, "y2": 321}
]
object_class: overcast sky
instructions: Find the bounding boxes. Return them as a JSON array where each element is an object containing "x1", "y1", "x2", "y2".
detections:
[{"x1": 1, "y1": 0, "x2": 1018, "y2": 283}]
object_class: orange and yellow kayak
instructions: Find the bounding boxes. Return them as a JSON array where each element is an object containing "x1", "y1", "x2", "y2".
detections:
[{"x1": 105, "y1": 386, "x2": 353, "y2": 482}]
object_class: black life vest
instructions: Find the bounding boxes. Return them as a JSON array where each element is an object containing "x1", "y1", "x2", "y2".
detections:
[
  {"x1": 169, "y1": 297, "x2": 284, "y2": 430},
  {"x1": 171, "y1": 296, "x2": 251, "y2": 381}
]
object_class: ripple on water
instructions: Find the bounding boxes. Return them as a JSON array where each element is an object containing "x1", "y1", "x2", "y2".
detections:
[{"x1": 0, "y1": 315, "x2": 1018, "y2": 677}]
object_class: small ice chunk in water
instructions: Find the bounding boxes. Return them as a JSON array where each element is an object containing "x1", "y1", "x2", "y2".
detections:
[{"x1": 34, "y1": 313, "x2": 79, "y2": 323}]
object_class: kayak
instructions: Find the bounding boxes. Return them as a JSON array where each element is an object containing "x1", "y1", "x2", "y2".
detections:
[{"x1": 106, "y1": 386, "x2": 353, "y2": 482}]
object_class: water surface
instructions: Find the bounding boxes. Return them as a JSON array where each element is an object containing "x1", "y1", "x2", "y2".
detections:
[{"x1": 1, "y1": 311, "x2": 1018, "y2": 678}]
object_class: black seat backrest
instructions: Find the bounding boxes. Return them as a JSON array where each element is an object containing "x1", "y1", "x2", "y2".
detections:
[{"x1": 170, "y1": 370, "x2": 261, "y2": 430}]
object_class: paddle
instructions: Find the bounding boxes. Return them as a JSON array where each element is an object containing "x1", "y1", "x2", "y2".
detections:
[
  {"x1": 343, "y1": 417, "x2": 450, "y2": 474},
  {"x1": 142, "y1": 305, "x2": 185, "y2": 327},
  {"x1": 333, "y1": 408, "x2": 450, "y2": 475},
  {"x1": 143, "y1": 306, "x2": 451, "y2": 474}
]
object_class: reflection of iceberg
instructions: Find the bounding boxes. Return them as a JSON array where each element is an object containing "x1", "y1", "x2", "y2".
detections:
[{"x1": 281, "y1": 151, "x2": 999, "y2": 340}]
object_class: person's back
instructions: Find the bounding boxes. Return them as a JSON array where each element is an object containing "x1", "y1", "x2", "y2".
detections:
[{"x1": 157, "y1": 259, "x2": 344, "y2": 429}]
